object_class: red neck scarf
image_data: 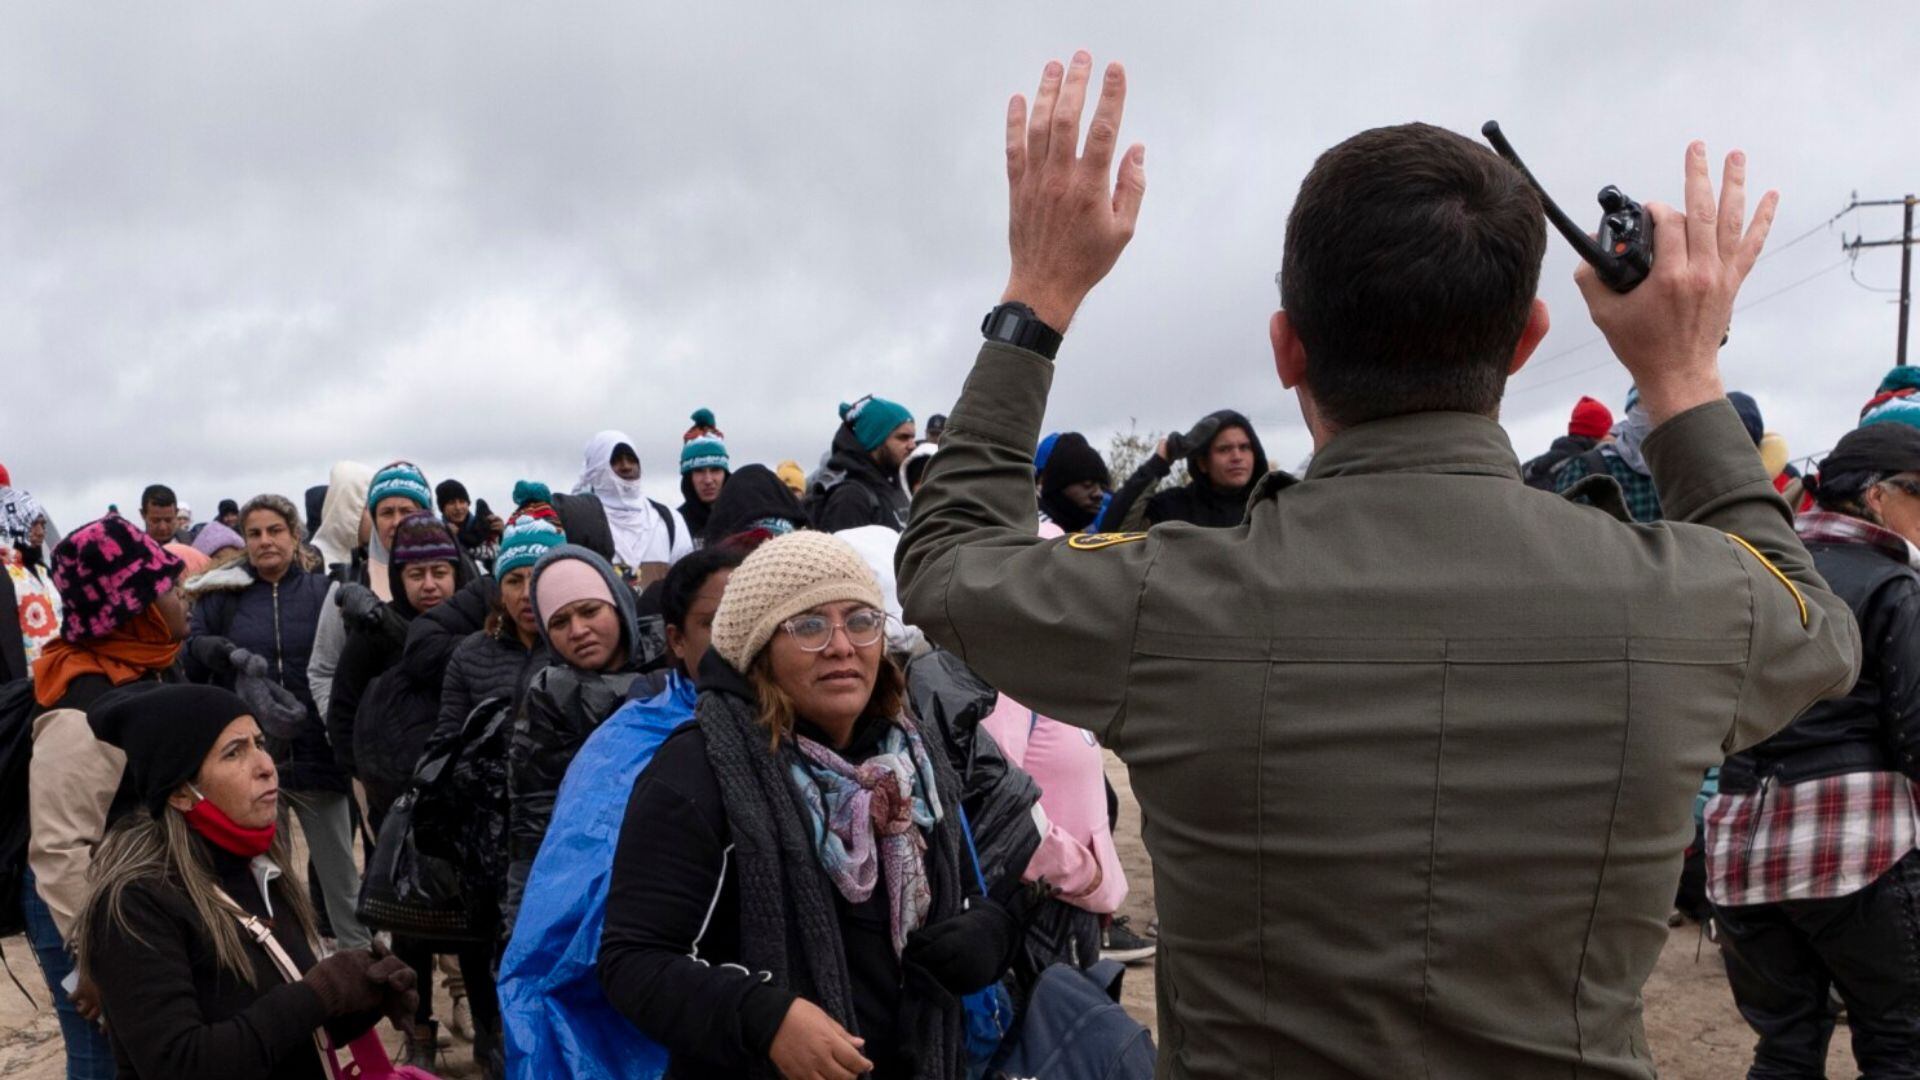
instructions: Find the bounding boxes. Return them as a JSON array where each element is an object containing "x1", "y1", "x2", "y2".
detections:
[{"x1": 184, "y1": 794, "x2": 277, "y2": 858}]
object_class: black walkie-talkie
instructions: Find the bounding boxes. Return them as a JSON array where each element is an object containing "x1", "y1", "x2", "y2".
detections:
[{"x1": 1482, "y1": 121, "x2": 1652, "y2": 293}]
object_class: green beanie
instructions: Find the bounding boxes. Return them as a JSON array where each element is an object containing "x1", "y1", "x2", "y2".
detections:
[
  {"x1": 680, "y1": 408, "x2": 730, "y2": 474},
  {"x1": 839, "y1": 396, "x2": 913, "y2": 452}
]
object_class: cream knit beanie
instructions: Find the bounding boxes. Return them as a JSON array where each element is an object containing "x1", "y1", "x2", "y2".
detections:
[{"x1": 710, "y1": 531, "x2": 887, "y2": 670}]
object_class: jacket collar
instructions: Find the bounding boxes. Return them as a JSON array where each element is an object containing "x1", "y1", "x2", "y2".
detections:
[{"x1": 1304, "y1": 411, "x2": 1522, "y2": 482}]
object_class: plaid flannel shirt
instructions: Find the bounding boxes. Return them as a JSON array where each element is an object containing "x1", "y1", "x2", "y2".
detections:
[
  {"x1": 1552, "y1": 448, "x2": 1664, "y2": 523},
  {"x1": 1703, "y1": 511, "x2": 1920, "y2": 907}
]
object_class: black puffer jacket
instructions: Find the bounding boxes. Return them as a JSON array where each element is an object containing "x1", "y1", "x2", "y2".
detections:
[
  {"x1": 1721, "y1": 538, "x2": 1920, "y2": 792},
  {"x1": 505, "y1": 545, "x2": 646, "y2": 927},
  {"x1": 811, "y1": 425, "x2": 911, "y2": 533},
  {"x1": 187, "y1": 558, "x2": 341, "y2": 793}
]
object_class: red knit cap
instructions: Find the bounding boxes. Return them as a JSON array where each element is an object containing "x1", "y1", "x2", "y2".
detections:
[{"x1": 1568, "y1": 396, "x2": 1614, "y2": 439}]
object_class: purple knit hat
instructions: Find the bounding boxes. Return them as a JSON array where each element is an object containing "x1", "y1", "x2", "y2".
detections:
[
  {"x1": 388, "y1": 511, "x2": 460, "y2": 567},
  {"x1": 50, "y1": 514, "x2": 185, "y2": 641}
]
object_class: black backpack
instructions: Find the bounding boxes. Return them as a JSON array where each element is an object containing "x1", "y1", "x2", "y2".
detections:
[{"x1": 0, "y1": 678, "x2": 40, "y2": 937}]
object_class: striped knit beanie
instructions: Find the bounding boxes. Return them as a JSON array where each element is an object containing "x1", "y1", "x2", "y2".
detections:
[
  {"x1": 496, "y1": 517, "x2": 565, "y2": 577},
  {"x1": 680, "y1": 408, "x2": 731, "y2": 474},
  {"x1": 388, "y1": 511, "x2": 460, "y2": 567},
  {"x1": 368, "y1": 461, "x2": 433, "y2": 512},
  {"x1": 1860, "y1": 366, "x2": 1920, "y2": 430},
  {"x1": 709, "y1": 530, "x2": 884, "y2": 670}
]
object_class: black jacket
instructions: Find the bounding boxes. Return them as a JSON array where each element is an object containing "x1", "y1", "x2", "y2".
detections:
[
  {"x1": 1140, "y1": 409, "x2": 1272, "y2": 528},
  {"x1": 599, "y1": 715, "x2": 921, "y2": 1077},
  {"x1": 504, "y1": 546, "x2": 647, "y2": 927},
  {"x1": 678, "y1": 471, "x2": 727, "y2": 540},
  {"x1": 1521, "y1": 434, "x2": 1601, "y2": 491},
  {"x1": 1722, "y1": 538, "x2": 1920, "y2": 792},
  {"x1": 812, "y1": 426, "x2": 911, "y2": 533},
  {"x1": 330, "y1": 567, "x2": 481, "y2": 813},
  {"x1": 87, "y1": 839, "x2": 382, "y2": 1080},
  {"x1": 189, "y1": 561, "x2": 341, "y2": 794}
]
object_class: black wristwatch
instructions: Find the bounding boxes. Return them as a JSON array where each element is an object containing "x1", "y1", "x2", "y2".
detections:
[{"x1": 981, "y1": 302, "x2": 1063, "y2": 360}]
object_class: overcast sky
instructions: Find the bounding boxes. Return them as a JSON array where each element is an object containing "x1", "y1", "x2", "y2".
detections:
[{"x1": 5, "y1": 2, "x2": 1917, "y2": 531}]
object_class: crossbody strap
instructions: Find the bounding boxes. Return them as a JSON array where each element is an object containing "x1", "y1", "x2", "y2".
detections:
[{"x1": 212, "y1": 888, "x2": 346, "y2": 1079}]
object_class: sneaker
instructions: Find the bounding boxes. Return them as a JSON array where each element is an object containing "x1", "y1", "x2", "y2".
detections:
[{"x1": 1102, "y1": 915, "x2": 1156, "y2": 964}]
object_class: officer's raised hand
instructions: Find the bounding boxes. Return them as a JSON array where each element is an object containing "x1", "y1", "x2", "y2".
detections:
[
  {"x1": 1001, "y1": 51, "x2": 1147, "y2": 334},
  {"x1": 1576, "y1": 142, "x2": 1777, "y2": 425}
]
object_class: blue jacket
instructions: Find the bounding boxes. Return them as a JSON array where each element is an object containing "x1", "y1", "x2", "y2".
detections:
[{"x1": 499, "y1": 670, "x2": 697, "y2": 1080}]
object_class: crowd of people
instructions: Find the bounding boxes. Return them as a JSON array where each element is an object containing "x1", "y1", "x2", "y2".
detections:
[{"x1": 1, "y1": 52, "x2": 1915, "y2": 1080}]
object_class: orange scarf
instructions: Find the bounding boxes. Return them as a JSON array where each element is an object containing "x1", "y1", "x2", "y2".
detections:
[{"x1": 32, "y1": 606, "x2": 183, "y2": 707}]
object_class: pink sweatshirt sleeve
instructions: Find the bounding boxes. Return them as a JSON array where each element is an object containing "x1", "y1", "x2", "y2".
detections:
[{"x1": 980, "y1": 694, "x2": 1128, "y2": 913}]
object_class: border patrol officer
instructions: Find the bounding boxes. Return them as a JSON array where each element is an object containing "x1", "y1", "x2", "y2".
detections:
[{"x1": 897, "y1": 54, "x2": 1860, "y2": 1079}]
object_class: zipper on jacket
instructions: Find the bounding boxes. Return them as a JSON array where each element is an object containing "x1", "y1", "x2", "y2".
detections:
[{"x1": 271, "y1": 582, "x2": 284, "y2": 685}]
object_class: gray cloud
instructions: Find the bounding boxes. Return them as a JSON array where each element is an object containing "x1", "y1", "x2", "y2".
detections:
[{"x1": 4, "y1": 2, "x2": 1916, "y2": 530}]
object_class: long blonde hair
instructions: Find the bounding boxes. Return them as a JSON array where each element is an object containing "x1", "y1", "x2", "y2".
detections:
[{"x1": 75, "y1": 808, "x2": 314, "y2": 988}]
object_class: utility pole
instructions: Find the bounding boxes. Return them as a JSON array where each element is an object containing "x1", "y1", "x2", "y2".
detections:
[{"x1": 1845, "y1": 194, "x2": 1917, "y2": 365}]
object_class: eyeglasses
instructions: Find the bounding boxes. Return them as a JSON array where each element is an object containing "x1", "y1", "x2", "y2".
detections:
[
  {"x1": 781, "y1": 609, "x2": 887, "y2": 652},
  {"x1": 1882, "y1": 477, "x2": 1920, "y2": 498}
]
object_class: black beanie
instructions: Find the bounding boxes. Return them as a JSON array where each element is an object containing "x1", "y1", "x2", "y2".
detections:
[
  {"x1": 435, "y1": 478, "x2": 471, "y2": 510},
  {"x1": 1039, "y1": 433, "x2": 1111, "y2": 492},
  {"x1": 1820, "y1": 422, "x2": 1920, "y2": 482},
  {"x1": 88, "y1": 684, "x2": 253, "y2": 818}
]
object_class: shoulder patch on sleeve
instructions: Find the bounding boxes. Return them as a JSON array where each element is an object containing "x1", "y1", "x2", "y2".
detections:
[
  {"x1": 1725, "y1": 533, "x2": 1809, "y2": 628},
  {"x1": 1066, "y1": 532, "x2": 1147, "y2": 551}
]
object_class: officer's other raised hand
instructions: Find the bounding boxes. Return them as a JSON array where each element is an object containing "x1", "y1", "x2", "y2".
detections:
[
  {"x1": 1001, "y1": 51, "x2": 1147, "y2": 335},
  {"x1": 1576, "y1": 142, "x2": 1777, "y2": 425}
]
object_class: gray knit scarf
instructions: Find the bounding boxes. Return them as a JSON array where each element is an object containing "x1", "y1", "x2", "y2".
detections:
[{"x1": 699, "y1": 687, "x2": 968, "y2": 1080}]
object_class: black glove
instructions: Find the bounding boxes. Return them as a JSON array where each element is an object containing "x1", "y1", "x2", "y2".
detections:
[
  {"x1": 902, "y1": 898, "x2": 1019, "y2": 996},
  {"x1": 1164, "y1": 414, "x2": 1224, "y2": 462},
  {"x1": 185, "y1": 635, "x2": 240, "y2": 675},
  {"x1": 336, "y1": 583, "x2": 382, "y2": 629}
]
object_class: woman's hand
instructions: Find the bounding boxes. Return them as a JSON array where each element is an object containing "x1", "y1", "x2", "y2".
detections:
[{"x1": 768, "y1": 998, "x2": 871, "y2": 1080}]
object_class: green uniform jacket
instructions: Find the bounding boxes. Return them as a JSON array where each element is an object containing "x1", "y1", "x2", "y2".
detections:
[{"x1": 897, "y1": 342, "x2": 1861, "y2": 1080}]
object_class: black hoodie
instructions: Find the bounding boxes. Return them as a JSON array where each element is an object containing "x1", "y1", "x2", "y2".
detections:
[
  {"x1": 703, "y1": 464, "x2": 808, "y2": 544},
  {"x1": 1120, "y1": 410, "x2": 1271, "y2": 529},
  {"x1": 677, "y1": 471, "x2": 728, "y2": 539}
]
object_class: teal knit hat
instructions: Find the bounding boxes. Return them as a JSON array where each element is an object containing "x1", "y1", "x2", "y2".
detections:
[
  {"x1": 680, "y1": 408, "x2": 731, "y2": 474},
  {"x1": 839, "y1": 395, "x2": 913, "y2": 452},
  {"x1": 495, "y1": 517, "x2": 565, "y2": 577},
  {"x1": 368, "y1": 461, "x2": 432, "y2": 512}
]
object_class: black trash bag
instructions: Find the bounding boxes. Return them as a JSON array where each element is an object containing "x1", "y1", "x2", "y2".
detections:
[
  {"x1": 411, "y1": 694, "x2": 514, "y2": 941},
  {"x1": 356, "y1": 782, "x2": 487, "y2": 943}
]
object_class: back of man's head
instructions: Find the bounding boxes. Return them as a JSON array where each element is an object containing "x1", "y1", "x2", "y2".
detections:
[
  {"x1": 141, "y1": 483, "x2": 177, "y2": 510},
  {"x1": 1281, "y1": 123, "x2": 1545, "y2": 429}
]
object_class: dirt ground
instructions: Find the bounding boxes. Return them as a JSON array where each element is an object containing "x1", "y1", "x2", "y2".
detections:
[{"x1": 1, "y1": 753, "x2": 1855, "y2": 1077}]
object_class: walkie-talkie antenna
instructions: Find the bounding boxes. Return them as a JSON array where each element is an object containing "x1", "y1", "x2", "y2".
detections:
[{"x1": 1481, "y1": 121, "x2": 1609, "y2": 268}]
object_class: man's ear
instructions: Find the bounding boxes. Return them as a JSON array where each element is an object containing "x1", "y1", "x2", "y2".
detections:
[
  {"x1": 1508, "y1": 299, "x2": 1551, "y2": 377},
  {"x1": 1272, "y1": 311, "x2": 1308, "y2": 390}
]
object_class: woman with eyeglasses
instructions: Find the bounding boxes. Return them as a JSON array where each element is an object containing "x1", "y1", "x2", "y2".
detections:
[{"x1": 598, "y1": 531, "x2": 1018, "y2": 1080}]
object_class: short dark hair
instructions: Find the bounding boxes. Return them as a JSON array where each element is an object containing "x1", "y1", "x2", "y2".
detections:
[
  {"x1": 660, "y1": 546, "x2": 747, "y2": 630},
  {"x1": 1280, "y1": 123, "x2": 1546, "y2": 428},
  {"x1": 141, "y1": 484, "x2": 177, "y2": 511}
]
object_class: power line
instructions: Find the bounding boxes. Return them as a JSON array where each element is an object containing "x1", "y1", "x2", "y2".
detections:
[{"x1": 1505, "y1": 258, "x2": 1850, "y2": 400}]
